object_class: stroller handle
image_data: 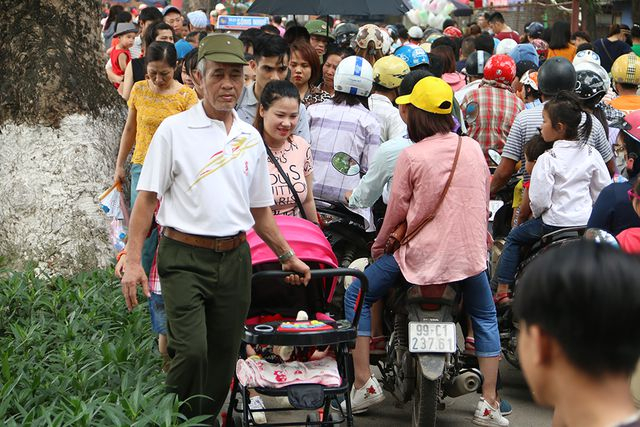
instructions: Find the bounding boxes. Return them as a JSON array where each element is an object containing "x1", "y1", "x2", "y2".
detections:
[{"x1": 252, "y1": 268, "x2": 369, "y2": 330}]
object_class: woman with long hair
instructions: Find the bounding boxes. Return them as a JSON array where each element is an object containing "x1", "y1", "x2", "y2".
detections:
[
  {"x1": 288, "y1": 42, "x2": 330, "y2": 107},
  {"x1": 594, "y1": 24, "x2": 633, "y2": 72},
  {"x1": 103, "y1": 4, "x2": 124, "y2": 49},
  {"x1": 548, "y1": 21, "x2": 577, "y2": 62},
  {"x1": 341, "y1": 76, "x2": 508, "y2": 426}
]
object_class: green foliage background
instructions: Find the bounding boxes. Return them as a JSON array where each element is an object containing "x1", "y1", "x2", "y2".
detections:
[{"x1": 0, "y1": 264, "x2": 206, "y2": 426}]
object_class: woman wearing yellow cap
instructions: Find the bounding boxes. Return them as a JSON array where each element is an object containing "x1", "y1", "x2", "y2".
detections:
[{"x1": 342, "y1": 77, "x2": 509, "y2": 426}]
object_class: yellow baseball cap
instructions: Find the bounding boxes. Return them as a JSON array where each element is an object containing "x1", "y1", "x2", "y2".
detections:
[{"x1": 395, "y1": 76, "x2": 454, "y2": 114}]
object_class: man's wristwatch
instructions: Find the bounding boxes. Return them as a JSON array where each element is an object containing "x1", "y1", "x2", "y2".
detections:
[{"x1": 278, "y1": 249, "x2": 295, "y2": 263}]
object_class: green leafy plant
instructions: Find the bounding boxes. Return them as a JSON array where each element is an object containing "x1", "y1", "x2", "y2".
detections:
[{"x1": 0, "y1": 267, "x2": 208, "y2": 426}]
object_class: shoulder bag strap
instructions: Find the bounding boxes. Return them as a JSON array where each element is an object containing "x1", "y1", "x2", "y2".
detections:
[
  {"x1": 400, "y1": 135, "x2": 463, "y2": 245},
  {"x1": 599, "y1": 38, "x2": 615, "y2": 64},
  {"x1": 265, "y1": 145, "x2": 308, "y2": 220}
]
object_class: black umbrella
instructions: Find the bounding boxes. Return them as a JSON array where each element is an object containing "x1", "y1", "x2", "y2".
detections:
[
  {"x1": 450, "y1": 0, "x2": 472, "y2": 17},
  {"x1": 247, "y1": 0, "x2": 411, "y2": 16}
]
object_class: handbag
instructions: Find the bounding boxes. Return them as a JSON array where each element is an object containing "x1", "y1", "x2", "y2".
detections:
[
  {"x1": 384, "y1": 135, "x2": 463, "y2": 254},
  {"x1": 265, "y1": 145, "x2": 308, "y2": 220}
]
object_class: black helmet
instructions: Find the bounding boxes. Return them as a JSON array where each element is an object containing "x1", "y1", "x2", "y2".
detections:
[
  {"x1": 526, "y1": 21, "x2": 544, "y2": 39},
  {"x1": 334, "y1": 23, "x2": 358, "y2": 47},
  {"x1": 465, "y1": 51, "x2": 492, "y2": 77},
  {"x1": 538, "y1": 57, "x2": 576, "y2": 96},
  {"x1": 575, "y1": 65, "x2": 608, "y2": 104}
]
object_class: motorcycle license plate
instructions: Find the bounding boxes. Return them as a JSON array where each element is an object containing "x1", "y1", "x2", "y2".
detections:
[
  {"x1": 489, "y1": 200, "x2": 504, "y2": 222},
  {"x1": 408, "y1": 322, "x2": 457, "y2": 353}
]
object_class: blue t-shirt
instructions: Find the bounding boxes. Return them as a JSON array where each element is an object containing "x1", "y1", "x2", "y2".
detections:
[{"x1": 587, "y1": 177, "x2": 640, "y2": 235}]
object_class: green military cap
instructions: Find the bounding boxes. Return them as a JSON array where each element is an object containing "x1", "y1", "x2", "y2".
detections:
[
  {"x1": 305, "y1": 20, "x2": 335, "y2": 41},
  {"x1": 198, "y1": 34, "x2": 248, "y2": 64}
]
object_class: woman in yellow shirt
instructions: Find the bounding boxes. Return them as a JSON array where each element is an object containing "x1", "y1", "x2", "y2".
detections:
[
  {"x1": 547, "y1": 21, "x2": 577, "y2": 62},
  {"x1": 114, "y1": 41, "x2": 198, "y2": 208}
]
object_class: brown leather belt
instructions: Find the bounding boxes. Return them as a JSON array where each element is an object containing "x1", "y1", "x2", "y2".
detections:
[{"x1": 163, "y1": 227, "x2": 246, "y2": 252}]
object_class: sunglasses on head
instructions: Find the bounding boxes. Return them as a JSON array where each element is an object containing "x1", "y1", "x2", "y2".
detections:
[{"x1": 628, "y1": 189, "x2": 640, "y2": 202}]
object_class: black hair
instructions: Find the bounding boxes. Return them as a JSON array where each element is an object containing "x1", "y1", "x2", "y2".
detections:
[
  {"x1": 324, "y1": 44, "x2": 355, "y2": 62},
  {"x1": 398, "y1": 26, "x2": 409, "y2": 40},
  {"x1": 622, "y1": 131, "x2": 640, "y2": 178},
  {"x1": 524, "y1": 134, "x2": 548, "y2": 162},
  {"x1": 182, "y1": 47, "x2": 199, "y2": 75},
  {"x1": 461, "y1": 36, "x2": 477, "y2": 57},
  {"x1": 145, "y1": 41, "x2": 178, "y2": 69},
  {"x1": 542, "y1": 27, "x2": 552, "y2": 43},
  {"x1": 143, "y1": 22, "x2": 174, "y2": 49},
  {"x1": 284, "y1": 25, "x2": 311, "y2": 45},
  {"x1": 608, "y1": 23, "x2": 626, "y2": 37},
  {"x1": 185, "y1": 31, "x2": 199, "y2": 43},
  {"x1": 543, "y1": 90, "x2": 592, "y2": 141},
  {"x1": 488, "y1": 12, "x2": 505, "y2": 24},
  {"x1": 104, "y1": 5, "x2": 125, "y2": 31},
  {"x1": 115, "y1": 11, "x2": 132, "y2": 25},
  {"x1": 254, "y1": 79, "x2": 301, "y2": 137},
  {"x1": 272, "y1": 16, "x2": 283, "y2": 25},
  {"x1": 139, "y1": 7, "x2": 163, "y2": 24},
  {"x1": 632, "y1": 23, "x2": 640, "y2": 39},
  {"x1": 239, "y1": 27, "x2": 263, "y2": 50},
  {"x1": 261, "y1": 24, "x2": 280, "y2": 36},
  {"x1": 475, "y1": 32, "x2": 495, "y2": 55},
  {"x1": 399, "y1": 70, "x2": 433, "y2": 96},
  {"x1": 571, "y1": 30, "x2": 592, "y2": 43},
  {"x1": 430, "y1": 45, "x2": 457, "y2": 74},
  {"x1": 333, "y1": 92, "x2": 369, "y2": 109},
  {"x1": 432, "y1": 36, "x2": 460, "y2": 61},
  {"x1": 549, "y1": 21, "x2": 571, "y2": 50},
  {"x1": 427, "y1": 53, "x2": 444, "y2": 77},
  {"x1": 576, "y1": 42, "x2": 595, "y2": 53},
  {"x1": 514, "y1": 241, "x2": 640, "y2": 378},
  {"x1": 407, "y1": 105, "x2": 455, "y2": 142},
  {"x1": 442, "y1": 19, "x2": 457, "y2": 31},
  {"x1": 619, "y1": 82, "x2": 639, "y2": 91},
  {"x1": 253, "y1": 33, "x2": 290, "y2": 62}
]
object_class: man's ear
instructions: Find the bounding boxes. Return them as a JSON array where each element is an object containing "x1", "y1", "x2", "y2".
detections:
[
  {"x1": 193, "y1": 69, "x2": 203, "y2": 87},
  {"x1": 531, "y1": 325, "x2": 555, "y2": 367},
  {"x1": 250, "y1": 59, "x2": 258, "y2": 72}
]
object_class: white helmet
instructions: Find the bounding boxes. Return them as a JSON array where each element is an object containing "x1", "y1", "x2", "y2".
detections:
[
  {"x1": 496, "y1": 38, "x2": 518, "y2": 56},
  {"x1": 573, "y1": 49, "x2": 602, "y2": 67},
  {"x1": 334, "y1": 55, "x2": 374, "y2": 97},
  {"x1": 381, "y1": 30, "x2": 393, "y2": 55}
]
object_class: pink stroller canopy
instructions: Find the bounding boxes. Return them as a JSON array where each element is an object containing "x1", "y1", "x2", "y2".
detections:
[{"x1": 248, "y1": 216, "x2": 338, "y2": 267}]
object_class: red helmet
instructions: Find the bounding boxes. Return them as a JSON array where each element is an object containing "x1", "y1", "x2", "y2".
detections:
[
  {"x1": 443, "y1": 26, "x2": 463, "y2": 38},
  {"x1": 624, "y1": 110, "x2": 640, "y2": 142},
  {"x1": 483, "y1": 54, "x2": 517, "y2": 85}
]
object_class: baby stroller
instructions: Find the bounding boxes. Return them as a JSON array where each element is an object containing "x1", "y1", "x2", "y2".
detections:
[{"x1": 225, "y1": 216, "x2": 368, "y2": 427}]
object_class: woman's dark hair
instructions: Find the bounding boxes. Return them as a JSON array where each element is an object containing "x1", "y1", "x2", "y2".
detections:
[
  {"x1": 432, "y1": 36, "x2": 460, "y2": 61},
  {"x1": 143, "y1": 22, "x2": 174, "y2": 49},
  {"x1": 406, "y1": 104, "x2": 455, "y2": 142},
  {"x1": 253, "y1": 80, "x2": 301, "y2": 137},
  {"x1": 399, "y1": 70, "x2": 433, "y2": 97},
  {"x1": 632, "y1": 23, "x2": 640, "y2": 39},
  {"x1": 622, "y1": 131, "x2": 640, "y2": 179},
  {"x1": 467, "y1": 23, "x2": 482, "y2": 36},
  {"x1": 427, "y1": 54, "x2": 444, "y2": 77},
  {"x1": 182, "y1": 47, "x2": 199, "y2": 75},
  {"x1": 145, "y1": 41, "x2": 178, "y2": 69},
  {"x1": 284, "y1": 25, "x2": 311, "y2": 45},
  {"x1": 576, "y1": 42, "x2": 595, "y2": 53},
  {"x1": 333, "y1": 92, "x2": 369, "y2": 109},
  {"x1": 571, "y1": 30, "x2": 591, "y2": 43},
  {"x1": 430, "y1": 45, "x2": 456, "y2": 74},
  {"x1": 239, "y1": 27, "x2": 263, "y2": 51},
  {"x1": 608, "y1": 23, "x2": 625, "y2": 37},
  {"x1": 324, "y1": 45, "x2": 355, "y2": 62},
  {"x1": 104, "y1": 5, "x2": 124, "y2": 31},
  {"x1": 475, "y1": 32, "x2": 495, "y2": 55},
  {"x1": 261, "y1": 24, "x2": 280, "y2": 35},
  {"x1": 549, "y1": 21, "x2": 571, "y2": 50},
  {"x1": 139, "y1": 7, "x2": 163, "y2": 25},
  {"x1": 514, "y1": 241, "x2": 640, "y2": 378},
  {"x1": 543, "y1": 90, "x2": 592, "y2": 142},
  {"x1": 115, "y1": 11, "x2": 132, "y2": 26},
  {"x1": 524, "y1": 134, "x2": 549, "y2": 162},
  {"x1": 289, "y1": 41, "x2": 322, "y2": 87}
]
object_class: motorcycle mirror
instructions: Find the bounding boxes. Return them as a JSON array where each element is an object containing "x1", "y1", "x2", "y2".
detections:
[
  {"x1": 331, "y1": 152, "x2": 361, "y2": 176},
  {"x1": 488, "y1": 149, "x2": 502, "y2": 166},
  {"x1": 584, "y1": 228, "x2": 620, "y2": 248}
]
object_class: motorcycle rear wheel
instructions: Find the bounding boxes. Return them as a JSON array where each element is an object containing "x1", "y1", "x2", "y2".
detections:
[{"x1": 412, "y1": 364, "x2": 439, "y2": 427}]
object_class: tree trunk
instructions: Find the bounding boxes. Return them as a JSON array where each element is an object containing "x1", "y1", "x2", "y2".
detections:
[{"x1": 0, "y1": 0, "x2": 125, "y2": 274}]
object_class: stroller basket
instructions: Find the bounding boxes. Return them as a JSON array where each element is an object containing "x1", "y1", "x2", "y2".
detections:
[{"x1": 226, "y1": 268, "x2": 369, "y2": 427}]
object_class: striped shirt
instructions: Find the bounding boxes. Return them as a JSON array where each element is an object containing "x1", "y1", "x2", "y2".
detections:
[
  {"x1": 308, "y1": 100, "x2": 381, "y2": 202},
  {"x1": 502, "y1": 103, "x2": 613, "y2": 181}
]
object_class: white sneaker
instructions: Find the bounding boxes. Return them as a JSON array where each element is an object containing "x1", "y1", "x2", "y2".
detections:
[
  {"x1": 248, "y1": 396, "x2": 267, "y2": 424},
  {"x1": 472, "y1": 397, "x2": 509, "y2": 426},
  {"x1": 340, "y1": 376, "x2": 385, "y2": 414}
]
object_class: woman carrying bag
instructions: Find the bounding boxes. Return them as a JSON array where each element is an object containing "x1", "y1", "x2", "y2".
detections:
[
  {"x1": 341, "y1": 76, "x2": 508, "y2": 426},
  {"x1": 254, "y1": 79, "x2": 318, "y2": 223}
]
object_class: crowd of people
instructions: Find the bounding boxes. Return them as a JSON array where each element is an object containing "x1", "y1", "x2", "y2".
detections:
[{"x1": 105, "y1": 3, "x2": 640, "y2": 426}]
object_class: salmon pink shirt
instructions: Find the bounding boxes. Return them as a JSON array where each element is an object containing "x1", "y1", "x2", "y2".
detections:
[{"x1": 372, "y1": 132, "x2": 490, "y2": 285}]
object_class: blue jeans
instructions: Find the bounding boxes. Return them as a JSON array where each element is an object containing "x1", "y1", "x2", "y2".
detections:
[
  {"x1": 149, "y1": 292, "x2": 167, "y2": 335},
  {"x1": 344, "y1": 255, "x2": 501, "y2": 358},
  {"x1": 496, "y1": 218, "x2": 560, "y2": 285},
  {"x1": 130, "y1": 163, "x2": 158, "y2": 276}
]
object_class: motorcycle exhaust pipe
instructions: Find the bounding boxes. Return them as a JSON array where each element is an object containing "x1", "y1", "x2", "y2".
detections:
[{"x1": 444, "y1": 369, "x2": 482, "y2": 397}]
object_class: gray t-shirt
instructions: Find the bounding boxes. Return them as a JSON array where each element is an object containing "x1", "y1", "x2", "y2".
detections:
[
  {"x1": 502, "y1": 102, "x2": 613, "y2": 181},
  {"x1": 236, "y1": 82, "x2": 311, "y2": 141}
]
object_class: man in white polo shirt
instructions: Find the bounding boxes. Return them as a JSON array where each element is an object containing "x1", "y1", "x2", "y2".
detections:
[{"x1": 120, "y1": 34, "x2": 311, "y2": 424}]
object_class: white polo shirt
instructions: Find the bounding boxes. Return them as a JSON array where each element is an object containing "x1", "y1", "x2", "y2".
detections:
[{"x1": 137, "y1": 101, "x2": 274, "y2": 237}]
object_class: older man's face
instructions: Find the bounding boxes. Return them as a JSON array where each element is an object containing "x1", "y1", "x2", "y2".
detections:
[{"x1": 196, "y1": 61, "x2": 244, "y2": 115}]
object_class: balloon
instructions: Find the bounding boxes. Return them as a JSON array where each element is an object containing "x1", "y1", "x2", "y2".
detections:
[
  {"x1": 443, "y1": 3, "x2": 455, "y2": 15},
  {"x1": 428, "y1": 1, "x2": 439, "y2": 13},
  {"x1": 410, "y1": 0, "x2": 421, "y2": 8},
  {"x1": 406, "y1": 9, "x2": 420, "y2": 25}
]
